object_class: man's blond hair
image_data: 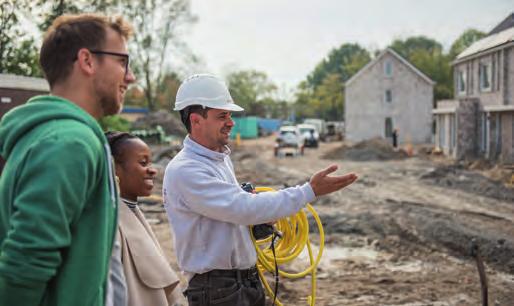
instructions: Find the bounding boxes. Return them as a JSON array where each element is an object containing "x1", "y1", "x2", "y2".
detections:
[{"x1": 40, "y1": 13, "x2": 133, "y2": 87}]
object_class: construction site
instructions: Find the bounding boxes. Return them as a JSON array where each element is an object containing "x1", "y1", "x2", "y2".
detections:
[{"x1": 139, "y1": 136, "x2": 514, "y2": 306}]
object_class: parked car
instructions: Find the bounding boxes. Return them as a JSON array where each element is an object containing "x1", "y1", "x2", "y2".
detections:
[
  {"x1": 275, "y1": 126, "x2": 305, "y2": 157},
  {"x1": 297, "y1": 123, "x2": 319, "y2": 147},
  {"x1": 326, "y1": 121, "x2": 344, "y2": 141},
  {"x1": 303, "y1": 118, "x2": 327, "y2": 141}
]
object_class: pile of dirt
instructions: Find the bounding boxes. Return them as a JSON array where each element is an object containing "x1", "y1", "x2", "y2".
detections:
[
  {"x1": 465, "y1": 160, "x2": 513, "y2": 183},
  {"x1": 323, "y1": 138, "x2": 408, "y2": 161},
  {"x1": 315, "y1": 199, "x2": 514, "y2": 274},
  {"x1": 420, "y1": 165, "x2": 514, "y2": 202},
  {"x1": 132, "y1": 110, "x2": 187, "y2": 137}
]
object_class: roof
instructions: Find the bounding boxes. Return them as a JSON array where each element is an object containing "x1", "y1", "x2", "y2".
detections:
[
  {"x1": 297, "y1": 123, "x2": 316, "y2": 129},
  {"x1": 0, "y1": 74, "x2": 49, "y2": 92},
  {"x1": 345, "y1": 48, "x2": 435, "y2": 86},
  {"x1": 456, "y1": 13, "x2": 514, "y2": 61},
  {"x1": 489, "y1": 13, "x2": 514, "y2": 36},
  {"x1": 279, "y1": 126, "x2": 298, "y2": 132},
  {"x1": 456, "y1": 27, "x2": 514, "y2": 61}
]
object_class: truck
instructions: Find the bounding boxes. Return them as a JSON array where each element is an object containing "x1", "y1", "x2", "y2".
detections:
[
  {"x1": 297, "y1": 123, "x2": 319, "y2": 148},
  {"x1": 274, "y1": 125, "x2": 305, "y2": 157},
  {"x1": 303, "y1": 118, "x2": 327, "y2": 141}
]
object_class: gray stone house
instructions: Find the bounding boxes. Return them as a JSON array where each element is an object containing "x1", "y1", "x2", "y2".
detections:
[
  {"x1": 345, "y1": 48, "x2": 435, "y2": 145},
  {"x1": 0, "y1": 74, "x2": 49, "y2": 121},
  {"x1": 433, "y1": 13, "x2": 514, "y2": 163}
]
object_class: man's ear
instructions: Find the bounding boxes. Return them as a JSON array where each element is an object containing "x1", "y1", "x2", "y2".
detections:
[
  {"x1": 190, "y1": 113, "x2": 202, "y2": 127},
  {"x1": 76, "y1": 48, "x2": 96, "y2": 76}
]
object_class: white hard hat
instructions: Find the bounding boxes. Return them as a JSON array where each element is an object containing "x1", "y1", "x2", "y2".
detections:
[{"x1": 174, "y1": 74, "x2": 244, "y2": 112}]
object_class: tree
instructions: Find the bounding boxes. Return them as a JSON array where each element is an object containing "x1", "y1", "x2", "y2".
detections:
[
  {"x1": 0, "y1": 0, "x2": 41, "y2": 76},
  {"x1": 390, "y1": 36, "x2": 443, "y2": 59},
  {"x1": 294, "y1": 43, "x2": 369, "y2": 121},
  {"x1": 293, "y1": 81, "x2": 316, "y2": 120},
  {"x1": 155, "y1": 72, "x2": 182, "y2": 111},
  {"x1": 98, "y1": 115, "x2": 131, "y2": 132},
  {"x1": 409, "y1": 48, "x2": 452, "y2": 101},
  {"x1": 226, "y1": 70, "x2": 278, "y2": 117},
  {"x1": 449, "y1": 28, "x2": 486, "y2": 59},
  {"x1": 29, "y1": 0, "x2": 196, "y2": 111},
  {"x1": 116, "y1": 0, "x2": 196, "y2": 111},
  {"x1": 389, "y1": 36, "x2": 452, "y2": 100},
  {"x1": 35, "y1": 0, "x2": 117, "y2": 31},
  {"x1": 307, "y1": 43, "x2": 371, "y2": 88},
  {"x1": 311, "y1": 73, "x2": 345, "y2": 121},
  {"x1": 1, "y1": 0, "x2": 122, "y2": 77}
]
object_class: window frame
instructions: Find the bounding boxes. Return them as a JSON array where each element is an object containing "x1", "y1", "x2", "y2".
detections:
[
  {"x1": 385, "y1": 89, "x2": 392, "y2": 103},
  {"x1": 384, "y1": 61, "x2": 393, "y2": 77},
  {"x1": 385, "y1": 117, "x2": 393, "y2": 137},
  {"x1": 479, "y1": 62, "x2": 492, "y2": 92},
  {"x1": 457, "y1": 69, "x2": 467, "y2": 95}
]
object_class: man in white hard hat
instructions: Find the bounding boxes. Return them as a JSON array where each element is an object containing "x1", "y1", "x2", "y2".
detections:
[{"x1": 163, "y1": 74, "x2": 357, "y2": 306}]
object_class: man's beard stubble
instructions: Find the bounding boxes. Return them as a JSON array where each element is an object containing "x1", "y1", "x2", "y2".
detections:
[{"x1": 95, "y1": 79, "x2": 122, "y2": 116}]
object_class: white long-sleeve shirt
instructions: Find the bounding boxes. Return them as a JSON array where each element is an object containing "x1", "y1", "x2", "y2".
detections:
[{"x1": 163, "y1": 136, "x2": 315, "y2": 275}]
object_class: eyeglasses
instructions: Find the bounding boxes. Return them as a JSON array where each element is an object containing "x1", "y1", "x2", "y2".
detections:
[{"x1": 89, "y1": 50, "x2": 131, "y2": 77}]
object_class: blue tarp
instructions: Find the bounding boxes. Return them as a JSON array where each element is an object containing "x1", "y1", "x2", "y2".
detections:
[
  {"x1": 121, "y1": 107, "x2": 149, "y2": 114},
  {"x1": 257, "y1": 118, "x2": 282, "y2": 133}
]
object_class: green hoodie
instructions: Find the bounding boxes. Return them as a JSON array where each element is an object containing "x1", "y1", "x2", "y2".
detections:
[{"x1": 0, "y1": 95, "x2": 118, "y2": 306}]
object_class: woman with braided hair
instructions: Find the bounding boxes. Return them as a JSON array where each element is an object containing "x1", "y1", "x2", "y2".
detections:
[{"x1": 106, "y1": 131, "x2": 182, "y2": 306}]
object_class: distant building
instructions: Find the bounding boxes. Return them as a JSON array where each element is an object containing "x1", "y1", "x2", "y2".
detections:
[
  {"x1": 345, "y1": 48, "x2": 435, "y2": 144},
  {"x1": 433, "y1": 13, "x2": 514, "y2": 163},
  {"x1": 0, "y1": 74, "x2": 49, "y2": 121}
]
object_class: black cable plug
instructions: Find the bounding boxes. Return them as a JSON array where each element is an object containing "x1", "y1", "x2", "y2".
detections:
[{"x1": 241, "y1": 182, "x2": 275, "y2": 240}]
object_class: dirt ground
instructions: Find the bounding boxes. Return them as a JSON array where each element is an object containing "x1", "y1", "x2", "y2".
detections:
[{"x1": 145, "y1": 136, "x2": 514, "y2": 306}]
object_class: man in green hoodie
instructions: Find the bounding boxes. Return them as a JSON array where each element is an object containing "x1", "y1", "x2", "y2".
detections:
[{"x1": 0, "y1": 14, "x2": 136, "y2": 306}]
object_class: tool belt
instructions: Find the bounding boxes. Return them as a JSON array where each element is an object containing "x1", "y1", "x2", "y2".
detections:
[{"x1": 191, "y1": 266, "x2": 259, "y2": 283}]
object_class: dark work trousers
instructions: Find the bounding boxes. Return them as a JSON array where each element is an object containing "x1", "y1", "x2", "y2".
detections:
[{"x1": 185, "y1": 267, "x2": 265, "y2": 306}]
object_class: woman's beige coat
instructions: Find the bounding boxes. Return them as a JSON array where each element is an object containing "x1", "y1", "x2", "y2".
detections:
[{"x1": 118, "y1": 203, "x2": 180, "y2": 306}]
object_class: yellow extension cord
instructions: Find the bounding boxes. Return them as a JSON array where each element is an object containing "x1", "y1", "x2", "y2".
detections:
[{"x1": 250, "y1": 187, "x2": 325, "y2": 306}]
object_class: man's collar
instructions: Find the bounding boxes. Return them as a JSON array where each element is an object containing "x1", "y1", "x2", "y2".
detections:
[{"x1": 183, "y1": 135, "x2": 231, "y2": 161}]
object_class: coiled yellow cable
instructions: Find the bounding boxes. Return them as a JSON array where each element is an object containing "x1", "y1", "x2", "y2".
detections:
[{"x1": 250, "y1": 187, "x2": 325, "y2": 306}]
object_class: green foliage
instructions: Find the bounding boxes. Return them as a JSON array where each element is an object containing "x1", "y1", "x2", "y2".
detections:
[
  {"x1": 35, "y1": 0, "x2": 118, "y2": 31},
  {"x1": 1, "y1": 0, "x2": 120, "y2": 77},
  {"x1": 0, "y1": 1, "x2": 41, "y2": 77},
  {"x1": 115, "y1": 0, "x2": 197, "y2": 111},
  {"x1": 2, "y1": 0, "x2": 194, "y2": 114},
  {"x1": 307, "y1": 43, "x2": 371, "y2": 88},
  {"x1": 389, "y1": 36, "x2": 452, "y2": 100},
  {"x1": 312, "y1": 73, "x2": 345, "y2": 121},
  {"x1": 295, "y1": 30, "x2": 485, "y2": 119},
  {"x1": 449, "y1": 28, "x2": 486, "y2": 59},
  {"x1": 226, "y1": 70, "x2": 278, "y2": 117},
  {"x1": 98, "y1": 115, "x2": 131, "y2": 132},
  {"x1": 295, "y1": 74, "x2": 345, "y2": 121},
  {"x1": 390, "y1": 36, "x2": 443, "y2": 59},
  {"x1": 294, "y1": 81, "x2": 316, "y2": 119},
  {"x1": 1, "y1": 38, "x2": 42, "y2": 77},
  {"x1": 295, "y1": 43, "x2": 370, "y2": 120},
  {"x1": 155, "y1": 73, "x2": 182, "y2": 111},
  {"x1": 36, "y1": 0, "x2": 80, "y2": 31}
]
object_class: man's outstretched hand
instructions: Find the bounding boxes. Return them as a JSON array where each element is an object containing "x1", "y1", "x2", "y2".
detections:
[{"x1": 310, "y1": 165, "x2": 358, "y2": 197}]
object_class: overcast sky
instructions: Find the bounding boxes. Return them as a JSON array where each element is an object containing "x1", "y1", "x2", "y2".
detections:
[{"x1": 184, "y1": 0, "x2": 512, "y2": 94}]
